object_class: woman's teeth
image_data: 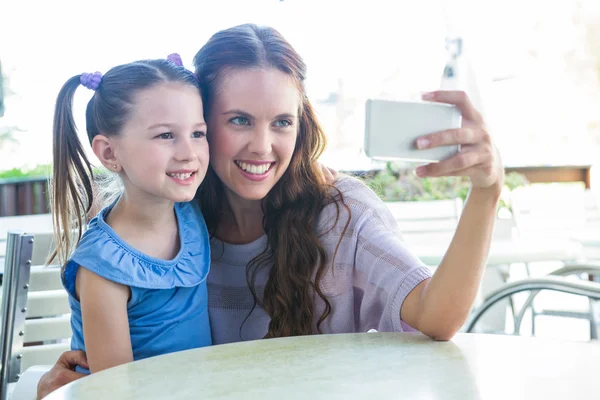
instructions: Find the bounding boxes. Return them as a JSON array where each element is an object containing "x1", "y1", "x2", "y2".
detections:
[
  {"x1": 235, "y1": 161, "x2": 273, "y2": 175},
  {"x1": 167, "y1": 172, "x2": 194, "y2": 179}
]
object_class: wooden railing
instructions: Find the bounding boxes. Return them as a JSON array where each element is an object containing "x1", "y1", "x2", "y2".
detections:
[
  {"x1": 0, "y1": 165, "x2": 593, "y2": 217},
  {"x1": 0, "y1": 176, "x2": 49, "y2": 217},
  {"x1": 505, "y1": 165, "x2": 593, "y2": 189}
]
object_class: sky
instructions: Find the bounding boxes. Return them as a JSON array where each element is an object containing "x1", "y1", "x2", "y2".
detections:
[{"x1": 1, "y1": 0, "x2": 599, "y2": 171}]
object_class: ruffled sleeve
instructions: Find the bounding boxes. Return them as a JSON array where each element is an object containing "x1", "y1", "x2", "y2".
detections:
[{"x1": 62, "y1": 201, "x2": 210, "y2": 296}]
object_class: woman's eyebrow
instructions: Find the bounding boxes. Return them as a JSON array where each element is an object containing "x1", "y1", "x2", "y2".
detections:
[
  {"x1": 222, "y1": 110, "x2": 297, "y2": 120},
  {"x1": 222, "y1": 109, "x2": 252, "y2": 117},
  {"x1": 274, "y1": 113, "x2": 297, "y2": 120}
]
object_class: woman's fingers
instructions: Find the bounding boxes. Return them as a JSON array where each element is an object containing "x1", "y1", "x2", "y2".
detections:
[
  {"x1": 415, "y1": 90, "x2": 503, "y2": 191},
  {"x1": 416, "y1": 127, "x2": 489, "y2": 150},
  {"x1": 325, "y1": 166, "x2": 338, "y2": 182},
  {"x1": 315, "y1": 162, "x2": 338, "y2": 184},
  {"x1": 58, "y1": 350, "x2": 89, "y2": 369},
  {"x1": 37, "y1": 351, "x2": 88, "y2": 399},
  {"x1": 416, "y1": 144, "x2": 484, "y2": 177},
  {"x1": 421, "y1": 90, "x2": 484, "y2": 125},
  {"x1": 416, "y1": 144, "x2": 502, "y2": 190}
]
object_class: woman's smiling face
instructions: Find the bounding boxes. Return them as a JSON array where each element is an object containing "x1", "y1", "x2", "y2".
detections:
[{"x1": 207, "y1": 67, "x2": 300, "y2": 202}]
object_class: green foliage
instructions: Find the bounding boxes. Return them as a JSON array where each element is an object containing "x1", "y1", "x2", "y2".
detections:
[
  {"x1": 1, "y1": 161, "x2": 530, "y2": 215},
  {"x1": 361, "y1": 162, "x2": 472, "y2": 202},
  {"x1": 0, "y1": 164, "x2": 107, "y2": 180},
  {"x1": 358, "y1": 162, "x2": 529, "y2": 214},
  {"x1": 503, "y1": 170, "x2": 529, "y2": 192},
  {"x1": 0, "y1": 164, "x2": 52, "y2": 179}
]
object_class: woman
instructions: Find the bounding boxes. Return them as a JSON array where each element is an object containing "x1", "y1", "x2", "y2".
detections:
[{"x1": 38, "y1": 23, "x2": 503, "y2": 398}]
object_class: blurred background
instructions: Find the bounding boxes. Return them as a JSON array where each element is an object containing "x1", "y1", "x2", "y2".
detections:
[
  {"x1": 1, "y1": 0, "x2": 599, "y2": 179},
  {"x1": 1, "y1": 0, "x2": 600, "y2": 347}
]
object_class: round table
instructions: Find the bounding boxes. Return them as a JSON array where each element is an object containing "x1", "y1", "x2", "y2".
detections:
[{"x1": 45, "y1": 332, "x2": 598, "y2": 400}]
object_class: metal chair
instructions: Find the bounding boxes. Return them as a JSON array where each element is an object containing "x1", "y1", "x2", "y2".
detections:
[
  {"x1": 511, "y1": 263, "x2": 600, "y2": 338},
  {"x1": 466, "y1": 271, "x2": 600, "y2": 337},
  {"x1": 1, "y1": 232, "x2": 33, "y2": 400},
  {"x1": 507, "y1": 186, "x2": 593, "y2": 334},
  {"x1": 0, "y1": 232, "x2": 70, "y2": 400}
]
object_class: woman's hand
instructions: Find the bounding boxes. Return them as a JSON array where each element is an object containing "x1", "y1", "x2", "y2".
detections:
[
  {"x1": 315, "y1": 162, "x2": 338, "y2": 184},
  {"x1": 37, "y1": 350, "x2": 88, "y2": 399},
  {"x1": 400, "y1": 90, "x2": 504, "y2": 340},
  {"x1": 415, "y1": 90, "x2": 504, "y2": 194}
]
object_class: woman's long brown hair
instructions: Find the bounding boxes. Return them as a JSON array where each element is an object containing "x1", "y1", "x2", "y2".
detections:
[{"x1": 194, "y1": 24, "x2": 350, "y2": 337}]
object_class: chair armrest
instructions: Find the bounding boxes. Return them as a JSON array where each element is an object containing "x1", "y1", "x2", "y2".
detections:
[
  {"x1": 550, "y1": 262, "x2": 600, "y2": 277},
  {"x1": 466, "y1": 276, "x2": 600, "y2": 333},
  {"x1": 10, "y1": 365, "x2": 52, "y2": 400}
]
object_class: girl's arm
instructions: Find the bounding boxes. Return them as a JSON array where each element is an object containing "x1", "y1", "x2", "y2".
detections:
[{"x1": 76, "y1": 267, "x2": 133, "y2": 373}]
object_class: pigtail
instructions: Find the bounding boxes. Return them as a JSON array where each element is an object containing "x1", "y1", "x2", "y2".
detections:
[{"x1": 48, "y1": 75, "x2": 95, "y2": 269}]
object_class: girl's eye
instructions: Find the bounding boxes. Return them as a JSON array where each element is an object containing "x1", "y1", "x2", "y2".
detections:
[
  {"x1": 158, "y1": 132, "x2": 174, "y2": 139},
  {"x1": 192, "y1": 131, "x2": 206, "y2": 138},
  {"x1": 230, "y1": 116, "x2": 250, "y2": 126},
  {"x1": 274, "y1": 119, "x2": 293, "y2": 128}
]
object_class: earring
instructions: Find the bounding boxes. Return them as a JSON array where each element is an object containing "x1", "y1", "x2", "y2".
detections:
[{"x1": 113, "y1": 165, "x2": 118, "y2": 170}]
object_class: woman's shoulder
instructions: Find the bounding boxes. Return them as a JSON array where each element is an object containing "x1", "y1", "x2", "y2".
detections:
[
  {"x1": 319, "y1": 174, "x2": 398, "y2": 234},
  {"x1": 330, "y1": 174, "x2": 382, "y2": 203},
  {"x1": 328, "y1": 174, "x2": 391, "y2": 216}
]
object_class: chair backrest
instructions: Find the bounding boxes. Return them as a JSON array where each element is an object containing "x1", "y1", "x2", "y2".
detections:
[
  {"x1": 0, "y1": 214, "x2": 53, "y2": 266},
  {"x1": 0, "y1": 214, "x2": 53, "y2": 240},
  {"x1": 19, "y1": 265, "x2": 71, "y2": 373},
  {"x1": 384, "y1": 198, "x2": 463, "y2": 236},
  {"x1": 510, "y1": 185, "x2": 587, "y2": 240},
  {"x1": 0, "y1": 231, "x2": 70, "y2": 397},
  {"x1": 29, "y1": 230, "x2": 56, "y2": 266}
]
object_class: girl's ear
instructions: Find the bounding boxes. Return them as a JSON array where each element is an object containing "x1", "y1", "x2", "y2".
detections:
[{"x1": 91, "y1": 135, "x2": 121, "y2": 172}]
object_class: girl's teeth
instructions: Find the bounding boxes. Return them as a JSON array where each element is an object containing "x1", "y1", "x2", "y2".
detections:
[
  {"x1": 237, "y1": 162, "x2": 271, "y2": 175},
  {"x1": 169, "y1": 173, "x2": 193, "y2": 179}
]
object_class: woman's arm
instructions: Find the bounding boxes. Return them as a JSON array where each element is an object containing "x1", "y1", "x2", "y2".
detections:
[
  {"x1": 401, "y1": 186, "x2": 500, "y2": 340},
  {"x1": 400, "y1": 90, "x2": 504, "y2": 341},
  {"x1": 77, "y1": 267, "x2": 133, "y2": 373}
]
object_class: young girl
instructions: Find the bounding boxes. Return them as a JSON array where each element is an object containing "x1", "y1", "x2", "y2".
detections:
[{"x1": 50, "y1": 54, "x2": 212, "y2": 374}]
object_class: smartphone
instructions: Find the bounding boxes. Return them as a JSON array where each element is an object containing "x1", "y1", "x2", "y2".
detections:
[{"x1": 364, "y1": 99, "x2": 462, "y2": 163}]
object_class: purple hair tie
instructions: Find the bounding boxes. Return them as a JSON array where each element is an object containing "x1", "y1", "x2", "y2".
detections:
[
  {"x1": 167, "y1": 53, "x2": 198, "y2": 83},
  {"x1": 167, "y1": 53, "x2": 183, "y2": 67},
  {"x1": 80, "y1": 71, "x2": 102, "y2": 91}
]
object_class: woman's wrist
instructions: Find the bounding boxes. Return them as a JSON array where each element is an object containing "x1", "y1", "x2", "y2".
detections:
[{"x1": 470, "y1": 178, "x2": 503, "y2": 204}]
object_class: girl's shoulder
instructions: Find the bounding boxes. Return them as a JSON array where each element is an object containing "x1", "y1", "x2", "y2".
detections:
[{"x1": 66, "y1": 201, "x2": 210, "y2": 290}]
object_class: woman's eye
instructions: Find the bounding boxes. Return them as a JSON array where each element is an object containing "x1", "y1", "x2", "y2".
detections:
[
  {"x1": 274, "y1": 119, "x2": 293, "y2": 128},
  {"x1": 158, "y1": 132, "x2": 174, "y2": 139},
  {"x1": 230, "y1": 116, "x2": 250, "y2": 126},
  {"x1": 192, "y1": 131, "x2": 206, "y2": 138}
]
